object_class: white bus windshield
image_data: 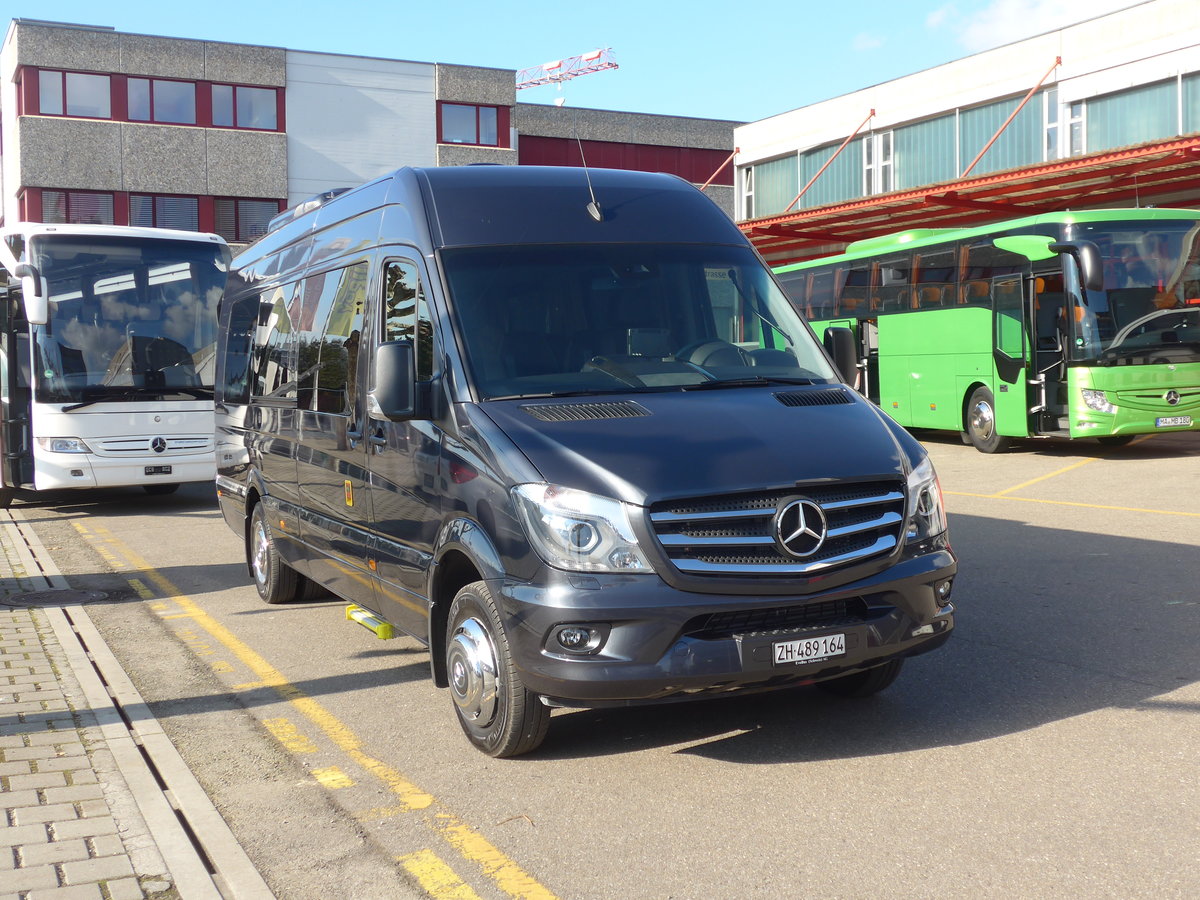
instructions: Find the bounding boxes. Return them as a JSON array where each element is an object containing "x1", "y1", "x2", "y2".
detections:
[{"x1": 30, "y1": 235, "x2": 229, "y2": 404}]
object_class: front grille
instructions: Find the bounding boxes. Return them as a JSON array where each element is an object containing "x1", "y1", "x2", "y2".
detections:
[
  {"x1": 683, "y1": 597, "x2": 877, "y2": 640},
  {"x1": 94, "y1": 436, "x2": 213, "y2": 456},
  {"x1": 649, "y1": 479, "x2": 905, "y2": 577},
  {"x1": 521, "y1": 401, "x2": 651, "y2": 422}
]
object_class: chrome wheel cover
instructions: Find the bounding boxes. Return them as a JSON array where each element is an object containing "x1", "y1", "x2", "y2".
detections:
[
  {"x1": 251, "y1": 515, "x2": 271, "y2": 586},
  {"x1": 448, "y1": 616, "x2": 499, "y2": 726},
  {"x1": 969, "y1": 399, "x2": 996, "y2": 440}
]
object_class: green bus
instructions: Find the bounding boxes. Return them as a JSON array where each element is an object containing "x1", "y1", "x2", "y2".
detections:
[{"x1": 774, "y1": 209, "x2": 1200, "y2": 452}]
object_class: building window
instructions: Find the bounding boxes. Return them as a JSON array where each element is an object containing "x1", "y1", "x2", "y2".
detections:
[
  {"x1": 212, "y1": 84, "x2": 279, "y2": 130},
  {"x1": 43, "y1": 190, "x2": 115, "y2": 225},
  {"x1": 215, "y1": 198, "x2": 281, "y2": 243},
  {"x1": 742, "y1": 167, "x2": 755, "y2": 219},
  {"x1": 1044, "y1": 88, "x2": 1059, "y2": 161},
  {"x1": 130, "y1": 195, "x2": 200, "y2": 231},
  {"x1": 1069, "y1": 101, "x2": 1085, "y2": 155},
  {"x1": 38, "y1": 70, "x2": 111, "y2": 119},
  {"x1": 438, "y1": 103, "x2": 506, "y2": 146},
  {"x1": 864, "y1": 132, "x2": 893, "y2": 196},
  {"x1": 128, "y1": 78, "x2": 197, "y2": 125}
]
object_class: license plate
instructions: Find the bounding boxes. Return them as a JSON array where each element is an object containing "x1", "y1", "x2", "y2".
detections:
[
  {"x1": 144, "y1": 465, "x2": 173, "y2": 475},
  {"x1": 773, "y1": 633, "x2": 846, "y2": 666},
  {"x1": 1156, "y1": 416, "x2": 1192, "y2": 428}
]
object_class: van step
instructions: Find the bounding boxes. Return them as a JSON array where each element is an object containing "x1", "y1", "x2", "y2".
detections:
[{"x1": 345, "y1": 605, "x2": 395, "y2": 639}]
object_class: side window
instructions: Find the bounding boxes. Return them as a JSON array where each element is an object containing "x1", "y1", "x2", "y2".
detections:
[
  {"x1": 914, "y1": 249, "x2": 957, "y2": 309},
  {"x1": 873, "y1": 256, "x2": 912, "y2": 313},
  {"x1": 293, "y1": 264, "x2": 368, "y2": 414},
  {"x1": 839, "y1": 264, "x2": 871, "y2": 316},
  {"x1": 216, "y1": 294, "x2": 258, "y2": 405},
  {"x1": 252, "y1": 285, "x2": 296, "y2": 400},
  {"x1": 967, "y1": 243, "x2": 1032, "y2": 362},
  {"x1": 383, "y1": 260, "x2": 434, "y2": 382}
]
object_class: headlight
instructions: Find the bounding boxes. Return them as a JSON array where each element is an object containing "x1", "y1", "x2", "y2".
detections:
[
  {"x1": 1081, "y1": 388, "x2": 1118, "y2": 414},
  {"x1": 37, "y1": 437, "x2": 92, "y2": 454},
  {"x1": 512, "y1": 484, "x2": 652, "y2": 573},
  {"x1": 906, "y1": 456, "x2": 947, "y2": 542}
]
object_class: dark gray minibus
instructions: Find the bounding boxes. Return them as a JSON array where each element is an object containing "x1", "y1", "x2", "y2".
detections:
[{"x1": 214, "y1": 165, "x2": 957, "y2": 757}]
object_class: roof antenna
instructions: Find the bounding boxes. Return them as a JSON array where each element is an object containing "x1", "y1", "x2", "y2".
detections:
[{"x1": 575, "y1": 130, "x2": 603, "y2": 222}]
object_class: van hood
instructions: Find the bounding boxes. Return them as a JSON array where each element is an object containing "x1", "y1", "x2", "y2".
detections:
[{"x1": 476, "y1": 386, "x2": 914, "y2": 506}]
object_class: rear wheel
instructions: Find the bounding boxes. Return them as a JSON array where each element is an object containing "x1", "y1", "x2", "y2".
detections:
[
  {"x1": 446, "y1": 581, "x2": 549, "y2": 758},
  {"x1": 249, "y1": 502, "x2": 302, "y2": 604},
  {"x1": 965, "y1": 386, "x2": 1011, "y2": 453},
  {"x1": 816, "y1": 658, "x2": 905, "y2": 698}
]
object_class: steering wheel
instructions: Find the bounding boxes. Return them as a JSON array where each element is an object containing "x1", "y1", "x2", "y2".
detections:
[{"x1": 675, "y1": 340, "x2": 751, "y2": 368}]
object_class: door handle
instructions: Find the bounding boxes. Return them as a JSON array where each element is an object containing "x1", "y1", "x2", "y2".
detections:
[
  {"x1": 346, "y1": 427, "x2": 362, "y2": 449},
  {"x1": 369, "y1": 432, "x2": 387, "y2": 448}
]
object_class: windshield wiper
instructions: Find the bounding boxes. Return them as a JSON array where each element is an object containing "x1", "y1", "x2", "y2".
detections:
[
  {"x1": 681, "y1": 375, "x2": 817, "y2": 391},
  {"x1": 486, "y1": 388, "x2": 646, "y2": 401},
  {"x1": 61, "y1": 385, "x2": 214, "y2": 412}
]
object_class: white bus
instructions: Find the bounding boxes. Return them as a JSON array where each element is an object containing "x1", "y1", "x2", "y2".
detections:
[{"x1": 0, "y1": 223, "x2": 230, "y2": 507}]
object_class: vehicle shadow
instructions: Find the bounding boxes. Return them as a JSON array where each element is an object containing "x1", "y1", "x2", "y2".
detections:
[{"x1": 535, "y1": 511, "x2": 1199, "y2": 761}]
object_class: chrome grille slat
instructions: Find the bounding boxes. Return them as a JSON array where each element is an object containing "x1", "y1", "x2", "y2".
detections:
[{"x1": 649, "y1": 479, "x2": 906, "y2": 578}]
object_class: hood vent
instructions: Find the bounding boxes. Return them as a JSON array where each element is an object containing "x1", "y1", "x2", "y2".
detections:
[
  {"x1": 521, "y1": 400, "x2": 651, "y2": 422},
  {"x1": 774, "y1": 388, "x2": 853, "y2": 408}
]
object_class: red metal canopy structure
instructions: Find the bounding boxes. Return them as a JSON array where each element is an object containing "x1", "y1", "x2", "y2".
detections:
[{"x1": 741, "y1": 134, "x2": 1200, "y2": 267}]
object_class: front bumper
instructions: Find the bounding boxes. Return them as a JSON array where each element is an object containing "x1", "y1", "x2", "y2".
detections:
[{"x1": 499, "y1": 546, "x2": 956, "y2": 707}]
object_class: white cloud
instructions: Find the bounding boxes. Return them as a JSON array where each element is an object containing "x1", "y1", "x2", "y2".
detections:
[
  {"x1": 930, "y1": 0, "x2": 1145, "y2": 52},
  {"x1": 852, "y1": 32, "x2": 886, "y2": 52}
]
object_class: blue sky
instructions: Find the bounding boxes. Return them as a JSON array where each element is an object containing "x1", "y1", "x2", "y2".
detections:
[{"x1": 13, "y1": 0, "x2": 1143, "y2": 121}]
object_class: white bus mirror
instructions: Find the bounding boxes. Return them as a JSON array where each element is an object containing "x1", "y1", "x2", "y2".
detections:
[{"x1": 14, "y1": 263, "x2": 49, "y2": 325}]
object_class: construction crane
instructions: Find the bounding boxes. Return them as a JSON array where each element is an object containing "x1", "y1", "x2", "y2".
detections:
[{"x1": 515, "y1": 48, "x2": 618, "y2": 90}]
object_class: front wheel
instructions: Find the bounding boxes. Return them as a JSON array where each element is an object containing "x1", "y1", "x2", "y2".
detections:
[
  {"x1": 248, "y1": 502, "x2": 302, "y2": 604},
  {"x1": 446, "y1": 581, "x2": 549, "y2": 758},
  {"x1": 965, "y1": 386, "x2": 1011, "y2": 453},
  {"x1": 816, "y1": 658, "x2": 905, "y2": 698}
]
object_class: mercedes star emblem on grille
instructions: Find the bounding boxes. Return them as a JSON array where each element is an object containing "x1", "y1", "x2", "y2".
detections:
[
  {"x1": 774, "y1": 498, "x2": 827, "y2": 558},
  {"x1": 1164, "y1": 390, "x2": 1180, "y2": 406},
  {"x1": 151, "y1": 437, "x2": 168, "y2": 454}
]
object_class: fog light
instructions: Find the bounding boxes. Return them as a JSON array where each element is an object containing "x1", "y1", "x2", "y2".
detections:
[
  {"x1": 935, "y1": 579, "x2": 953, "y2": 606},
  {"x1": 550, "y1": 624, "x2": 606, "y2": 655}
]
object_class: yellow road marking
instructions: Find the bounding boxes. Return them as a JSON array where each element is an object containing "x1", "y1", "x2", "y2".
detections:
[
  {"x1": 312, "y1": 766, "x2": 355, "y2": 788},
  {"x1": 991, "y1": 456, "x2": 1098, "y2": 497},
  {"x1": 74, "y1": 521, "x2": 559, "y2": 900},
  {"x1": 400, "y1": 849, "x2": 484, "y2": 900},
  {"x1": 262, "y1": 717, "x2": 319, "y2": 754},
  {"x1": 946, "y1": 491, "x2": 1200, "y2": 517}
]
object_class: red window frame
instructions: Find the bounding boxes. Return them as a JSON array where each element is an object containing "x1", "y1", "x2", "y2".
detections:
[
  {"x1": 214, "y1": 197, "x2": 287, "y2": 242},
  {"x1": 18, "y1": 67, "x2": 284, "y2": 132},
  {"x1": 436, "y1": 101, "x2": 510, "y2": 148}
]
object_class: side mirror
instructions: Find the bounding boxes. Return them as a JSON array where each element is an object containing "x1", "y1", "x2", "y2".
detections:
[
  {"x1": 823, "y1": 326, "x2": 859, "y2": 387},
  {"x1": 369, "y1": 340, "x2": 415, "y2": 421},
  {"x1": 1049, "y1": 240, "x2": 1105, "y2": 293},
  {"x1": 14, "y1": 263, "x2": 48, "y2": 325}
]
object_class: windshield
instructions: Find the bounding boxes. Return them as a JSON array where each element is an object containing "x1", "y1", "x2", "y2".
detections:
[
  {"x1": 1068, "y1": 220, "x2": 1200, "y2": 363},
  {"x1": 441, "y1": 243, "x2": 837, "y2": 400},
  {"x1": 30, "y1": 235, "x2": 230, "y2": 404}
]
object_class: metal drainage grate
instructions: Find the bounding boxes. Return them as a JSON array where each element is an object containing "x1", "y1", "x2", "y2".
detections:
[{"x1": 0, "y1": 589, "x2": 108, "y2": 608}]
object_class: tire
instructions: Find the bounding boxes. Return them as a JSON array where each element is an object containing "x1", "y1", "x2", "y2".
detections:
[
  {"x1": 248, "y1": 502, "x2": 302, "y2": 604},
  {"x1": 816, "y1": 658, "x2": 905, "y2": 698},
  {"x1": 142, "y1": 483, "x2": 179, "y2": 496},
  {"x1": 446, "y1": 581, "x2": 550, "y2": 758},
  {"x1": 0, "y1": 487, "x2": 14, "y2": 509},
  {"x1": 965, "y1": 386, "x2": 1011, "y2": 453}
]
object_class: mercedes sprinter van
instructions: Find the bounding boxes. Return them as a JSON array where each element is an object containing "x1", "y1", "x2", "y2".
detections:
[{"x1": 215, "y1": 165, "x2": 956, "y2": 757}]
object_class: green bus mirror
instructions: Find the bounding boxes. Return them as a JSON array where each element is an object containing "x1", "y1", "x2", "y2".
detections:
[{"x1": 992, "y1": 235, "x2": 1057, "y2": 261}]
